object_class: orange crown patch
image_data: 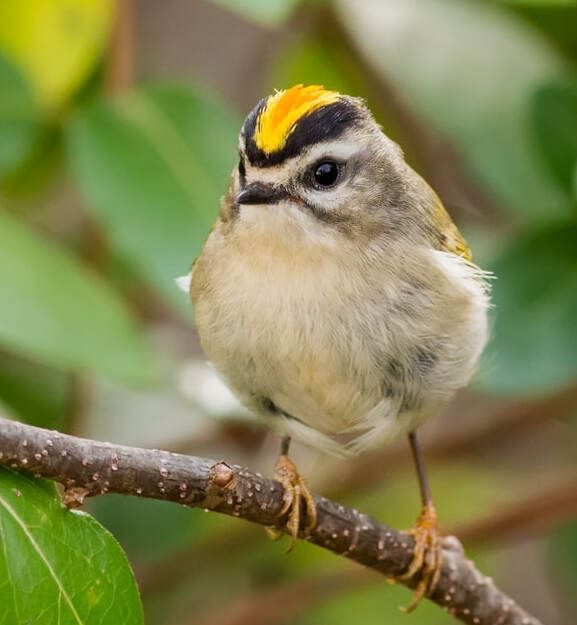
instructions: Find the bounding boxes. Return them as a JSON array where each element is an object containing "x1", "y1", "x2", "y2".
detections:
[{"x1": 254, "y1": 85, "x2": 341, "y2": 155}]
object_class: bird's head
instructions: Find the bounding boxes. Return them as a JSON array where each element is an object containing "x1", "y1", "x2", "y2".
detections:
[{"x1": 226, "y1": 84, "x2": 427, "y2": 243}]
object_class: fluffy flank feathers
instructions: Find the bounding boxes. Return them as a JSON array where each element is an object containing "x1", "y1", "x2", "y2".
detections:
[{"x1": 175, "y1": 273, "x2": 191, "y2": 294}]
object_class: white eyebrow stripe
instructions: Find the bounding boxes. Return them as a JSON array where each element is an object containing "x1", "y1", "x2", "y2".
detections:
[
  {"x1": 243, "y1": 139, "x2": 362, "y2": 186},
  {"x1": 300, "y1": 139, "x2": 361, "y2": 164}
]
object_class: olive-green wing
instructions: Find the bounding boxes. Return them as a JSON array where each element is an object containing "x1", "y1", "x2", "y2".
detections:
[{"x1": 431, "y1": 195, "x2": 472, "y2": 261}]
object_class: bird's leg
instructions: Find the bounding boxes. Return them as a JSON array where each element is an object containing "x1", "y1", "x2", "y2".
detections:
[
  {"x1": 267, "y1": 436, "x2": 317, "y2": 552},
  {"x1": 398, "y1": 430, "x2": 443, "y2": 612}
]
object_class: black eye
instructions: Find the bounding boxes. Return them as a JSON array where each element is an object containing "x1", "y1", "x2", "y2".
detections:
[{"x1": 313, "y1": 161, "x2": 340, "y2": 188}]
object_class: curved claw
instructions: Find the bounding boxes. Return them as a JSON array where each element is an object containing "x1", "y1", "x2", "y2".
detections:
[
  {"x1": 397, "y1": 503, "x2": 443, "y2": 612},
  {"x1": 272, "y1": 455, "x2": 317, "y2": 552}
]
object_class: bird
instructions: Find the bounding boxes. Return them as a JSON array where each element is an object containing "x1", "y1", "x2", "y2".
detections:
[{"x1": 181, "y1": 84, "x2": 490, "y2": 609}]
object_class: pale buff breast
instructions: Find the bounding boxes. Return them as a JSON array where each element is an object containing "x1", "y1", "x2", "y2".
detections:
[
  {"x1": 190, "y1": 206, "x2": 490, "y2": 454},
  {"x1": 191, "y1": 208, "x2": 389, "y2": 434}
]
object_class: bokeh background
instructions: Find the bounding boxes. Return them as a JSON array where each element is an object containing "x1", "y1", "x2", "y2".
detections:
[{"x1": 1, "y1": 0, "x2": 577, "y2": 623}]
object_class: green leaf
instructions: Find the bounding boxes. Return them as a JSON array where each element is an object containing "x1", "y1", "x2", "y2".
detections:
[
  {"x1": 0, "y1": 54, "x2": 39, "y2": 178},
  {"x1": 481, "y1": 223, "x2": 577, "y2": 395},
  {"x1": 0, "y1": 211, "x2": 153, "y2": 383},
  {"x1": 0, "y1": 469, "x2": 143, "y2": 625},
  {"x1": 496, "y1": 0, "x2": 576, "y2": 5},
  {"x1": 90, "y1": 494, "x2": 198, "y2": 560},
  {"x1": 0, "y1": 0, "x2": 113, "y2": 111},
  {"x1": 336, "y1": 0, "x2": 572, "y2": 220},
  {"x1": 208, "y1": 0, "x2": 301, "y2": 26},
  {"x1": 67, "y1": 84, "x2": 238, "y2": 311},
  {"x1": 549, "y1": 521, "x2": 577, "y2": 609},
  {"x1": 531, "y1": 80, "x2": 577, "y2": 192},
  {"x1": 0, "y1": 351, "x2": 69, "y2": 430},
  {"x1": 1, "y1": 125, "x2": 64, "y2": 201},
  {"x1": 304, "y1": 581, "x2": 453, "y2": 625}
]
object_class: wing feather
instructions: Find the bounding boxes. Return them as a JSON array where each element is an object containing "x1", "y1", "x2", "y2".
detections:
[{"x1": 431, "y1": 195, "x2": 472, "y2": 261}]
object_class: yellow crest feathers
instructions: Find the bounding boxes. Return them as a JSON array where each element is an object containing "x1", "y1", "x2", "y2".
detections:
[{"x1": 254, "y1": 85, "x2": 341, "y2": 155}]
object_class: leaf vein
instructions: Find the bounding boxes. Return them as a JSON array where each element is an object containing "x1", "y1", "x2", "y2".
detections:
[{"x1": 0, "y1": 493, "x2": 84, "y2": 625}]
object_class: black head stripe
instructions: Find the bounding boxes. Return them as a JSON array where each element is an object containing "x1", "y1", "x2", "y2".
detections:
[
  {"x1": 242, "y1": 99, "x2": 363, "y2": 168},
  {"x1": 241, "y1": 97, "x2": 267, "y2": 154}
]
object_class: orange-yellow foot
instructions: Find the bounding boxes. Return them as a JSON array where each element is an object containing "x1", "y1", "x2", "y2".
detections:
[
  {"x1": 398, "y1": 503, "x2": 443, "y2": 612},
  {"x1": 268, "y1": 455, "x2": 317, "y2": 552}
]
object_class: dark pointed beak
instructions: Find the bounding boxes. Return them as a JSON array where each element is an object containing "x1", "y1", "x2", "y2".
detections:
[{"x1": 235, "y1": 183, "x2": 285, "y2": 205}]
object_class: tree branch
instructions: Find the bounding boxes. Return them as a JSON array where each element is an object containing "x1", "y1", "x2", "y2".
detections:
[
  {"x1": 184, "y1": 472, "x2": 577, "y2": 625},
  {"x1": 134, "y1": 380, "x2": 577, "y2": 597},
  {"x1": 0, "y1": 416, "x2": 541, "y2": 625}
]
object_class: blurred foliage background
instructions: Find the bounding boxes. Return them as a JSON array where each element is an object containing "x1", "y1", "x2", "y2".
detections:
[{"x1": 1, "y1": 0, "x2": 577, "y2": 623}]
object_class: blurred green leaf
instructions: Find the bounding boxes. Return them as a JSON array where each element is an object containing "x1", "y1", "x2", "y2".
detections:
[
  {"x1": 337, "y1": 0, "x2": 572, "y2": 220},
  {"x1": 0, "y1": 0, "x2": 112, "y2": 111},
  {"x1": 303, "y1": 580, "x2": 452, "y2": 625},
  {"x1": 90, "y1": 495, "x2": 199, "y2": 561},
  {"x1": 0, "y1": 54, "x2": 38, "y2": 178},
  {"x1": 0, "y1": 351, "x2": 68, "y2": 430},
  {"x1": 0, "y1": 469, "x2": 143, "y2": 625},
  {"x1": 67, "y1": 84, "x2": 238, "y2": 311},
  {"x1": 531, "y1": 80, "x2": 577, "y2": 193},
  {"x1": 481, "y1": 222, "x2": 577, "y2": 395},
  {"x1": 1, "y1": 125, "x2": 64, "y2": 201},
  {"x1": 208, "y1": 0, "x2": 301, "y2": 26},
  {"x1": 504, "y1": 3, "x2": 577, "y2": 63},
  {"x1": 0, "y1": 211, "x2": 153, "y2": 383},
  {"x1": 549, "y1": 521, "x2": 577, "y2": 609},
  {"x1": 496, "y1": 0, "x2": 576, "y2": 5}
]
